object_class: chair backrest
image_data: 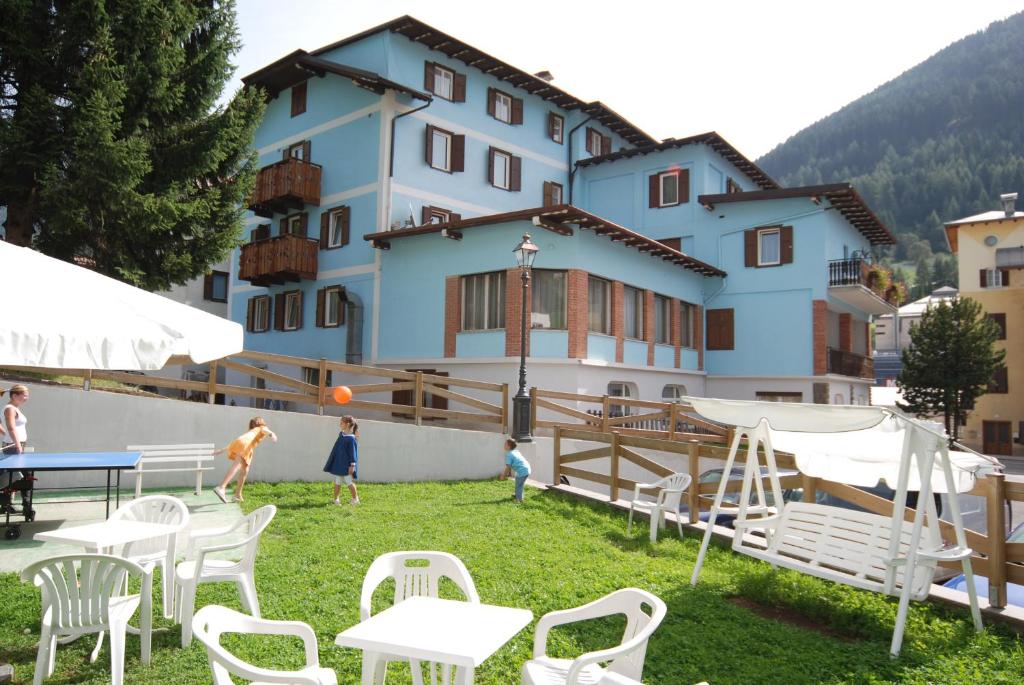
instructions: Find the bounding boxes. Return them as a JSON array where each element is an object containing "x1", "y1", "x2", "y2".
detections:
[
  {"x1": 110, "y1": 495, "x2": 190, "y2": 560},
  {"x1": 236, "y1": 504, "x2": 276, "y2": 570},
  {"x1": 192, "y1": 605, "x2": 321, "y2": 685},
  {"x1": 360, "y1": 551, "x2": 480, "y2": 621},
  {"x1": 21, "y1": 554, "x2": 144, "y2": 632},
  {"x1": 599, "y1": 588, "x2": 667, "y2": 680},
  {"x1": 655, "y1": 473, "x2": 692, "y2": 510}
]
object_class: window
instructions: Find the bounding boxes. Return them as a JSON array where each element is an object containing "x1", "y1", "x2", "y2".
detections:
[
  {"x1": 462, "y1": 271, "x2": 506, "y2": 331},
  {"x1": 586, "y1": 127, "x2": 610, "y2": 156},
  {"x1": 287, "y1": 141, "x2": 306, "y2": 160},
  {"x1": 531, "y1": 270, "x2": 566, "y2": 329},
  {"x1": 659, "y1": 237, "x2": 682, "y2": 251},
  {"x1": 319, "y1": 207, "x2": 347, "y2": 248},
  {"x1": 588, "y1": 277, "x2": 611, "y2": 334},
  {"x1": 660, "y1": 172, "x2": 679, "y2": 207},
  {"x1": 649, "y1": 169, "x2": 689, "y2": 208},
  {"x1": 987, "y1": 313, "x2": 1007, "y2": 340},
  {"x1": 549, "y1": 112, "x2": 564, "y2": 143},
  {"x1": 542, "y1": 181, "x2": 563, "y2": 207},
  {"x1": 422, "y1": 205, "x2": 461, "y2": 225},
  {"x1": 424, "y1": 62, "x2": 465, "y2": 101},
  {"x1": 487, "y1": 88, "x2": 522, "y2": 124},
  {"x1": 303, "y1": 367, "x2": 333, "y2": 387},
  {"x1": 250, "y1": 224, "x2": 271, "y2": 242},
  {"x1": 726, "y1": 177, "x2": 742, "y2": 194},
  {"x1": 654, "y1": 295, "x2": 671, "y2": 344},
  {"x1": 316, "y1": 286, "x2": 345, "y2": 328},
  {"x1": 494, "y1": 91, "x2": 511, "y2": 123},
  {"x1": 623, "y1": 286, "x2": 644, "y2": 340},
  {"x1": 755, "y1": 391, "x2": 803, "y2": 403},
  {"x1": 488, "y1": 147, "x2": 520, "y2": 191},
  {"x1": 203, "y1": 271, "x2": 228, "y2": 303},
  {"x1": 680, "y1": 302, "x2": 696, "y2": 348},
  {"x1": 430, "y1": 127, "x2": 451, "y2": 172},
  {"x1": 758, "y1": 227, "x2": 781, "y2": 266},
  {"x1": 662, "y1": 385, "x2": 687, "y2": 402},
  {"x1": 277, "y1": 290, "x2": 302, "y2": 331},
  {"x1": 980, "y1": 268, "x2": 1009, "y2": 288},
  {"x1": 706, "y1": 308, "x2": 734, "y2": 350},
  {"x1": 607, "y1": 382, "x2": 634, "y2": 418},
  {"x1": 247, "y1": 295, "x2": 270, "y2": 333},
  {"x1": 282, "y1": 213, "x2": 305, "y2": 236},
  {"x1": 433, "y1": 65, "x2": 453, "y2": 100},
  {"x1": 989, "y1": 366, "x2": 1009, "y2": 394},
  {"x1": 290, "y1": 82, "x2": 307, "y2": 117}
]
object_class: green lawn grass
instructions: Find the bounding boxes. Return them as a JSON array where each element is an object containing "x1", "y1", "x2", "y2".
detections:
[{"x1": 1, "y1": 480, "x2": 1022, "y2": 684}]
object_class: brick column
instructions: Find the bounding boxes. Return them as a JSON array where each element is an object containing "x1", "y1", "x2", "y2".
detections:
[
  {"x1": 444, "y1": 276, "x2": 460, "y2": 358},
  {"x1": 696, "y1": 304, "x2": 704, "y2": 371},
  {"x1": 504, "y1": 268, "x2": 530, "y2": 357},
  {"x1": 813, "y1": 300, "x2": 828, "y2": 376},
  {"x1": 612, "y1": 281, "x2": 625, "y2": 363},
  {"x1": 567, "y1": 270, "x2": 589, "y2": 359},
  {"x1": 645, "y1": 290, "x2": 655, "y2": 366},
  {"x1": 864, "y1": 321, "x2": 872, "y2": 356},
  {"x1": 671, "y1": 298, "x2": 682, "y2": 368},
  {"x1": 838, "y1": 313, "x2": 852, "y2": 352}
]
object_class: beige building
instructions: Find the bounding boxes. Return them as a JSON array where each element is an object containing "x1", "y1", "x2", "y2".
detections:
[{"x1": 945, "y1": 193, "x2": 1024, "y2": 456}]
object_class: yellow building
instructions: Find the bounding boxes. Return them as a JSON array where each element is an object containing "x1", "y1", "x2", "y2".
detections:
[{"x1": 945, "y1": 193, "x2": 1024, "y2": 456}]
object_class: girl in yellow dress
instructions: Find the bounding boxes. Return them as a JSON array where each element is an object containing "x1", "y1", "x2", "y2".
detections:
[{"x1": 213, "y1": 417, "x2": 277, "y2": 503}]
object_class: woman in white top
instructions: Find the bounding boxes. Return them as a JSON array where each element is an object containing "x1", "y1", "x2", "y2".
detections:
[{"x1": 2, "y1": 384, "x2": 29, "y2": 454}]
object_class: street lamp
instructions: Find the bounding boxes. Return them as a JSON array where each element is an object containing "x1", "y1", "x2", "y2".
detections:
[{"x1": 512, "y1": 233, "x2": 539, "y2": 442}]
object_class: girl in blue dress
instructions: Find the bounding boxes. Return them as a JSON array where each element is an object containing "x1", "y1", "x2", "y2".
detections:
[{"x1": 324, "y1": 415, "x2": 359, "y2": 505}]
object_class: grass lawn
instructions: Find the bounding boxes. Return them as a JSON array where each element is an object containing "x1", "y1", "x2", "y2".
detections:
[{"x1": 1, "y1": 480, "x2": 1022, "y2": 684}]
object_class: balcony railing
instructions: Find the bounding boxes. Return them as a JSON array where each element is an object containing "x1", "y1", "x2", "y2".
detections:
[
  {"x1": 248, "y1": 157, "x2": 322, "y2": 218},
  {"x1": 827, "y1": 258, "x2": 902, "y2": 309},
  {"x1": 828, "y1": 347, "x2": 874, "y2": 379},
  {"x1": 239, "y1": 234, "x2": 318, "y2": 286}
]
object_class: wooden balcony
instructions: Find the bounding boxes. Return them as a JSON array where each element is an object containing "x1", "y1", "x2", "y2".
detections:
[
  {"x1": 828, "y1": 347, "x2": 875, "y2": 379},
  {"x1": 248, "y1": 158, "x2": 322, "y2": 218},
  {"x1": 239, "y1": 234, "x2": 318, "y2": 286},
  {"x1": 827, "y1": 258, "x2": 899, "y2": 315}
]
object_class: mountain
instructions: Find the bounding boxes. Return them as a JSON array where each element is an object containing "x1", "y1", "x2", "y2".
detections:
[{"x1": 757, "y1": 12, "x2": 1024, "y2": 261}]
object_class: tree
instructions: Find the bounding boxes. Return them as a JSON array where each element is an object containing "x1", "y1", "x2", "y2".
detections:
[
  {"x1": 913, "y1": 257, "x2": 933, "y2": 299},
  {"x1": 0, "y1": 0, "x2": 265, "y2": 290},
  {"x1": 897, "y1": 297, "x2": 1005, "y2": 445}
]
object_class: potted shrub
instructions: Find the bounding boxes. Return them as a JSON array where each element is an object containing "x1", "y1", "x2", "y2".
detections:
[{"x1": 866, "y1": 264, "x2": 891, "y2": 298}]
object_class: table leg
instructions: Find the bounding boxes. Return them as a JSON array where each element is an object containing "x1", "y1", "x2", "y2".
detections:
[{"x1": 360, "y1": 651, "x2": 381, "y2": 685}]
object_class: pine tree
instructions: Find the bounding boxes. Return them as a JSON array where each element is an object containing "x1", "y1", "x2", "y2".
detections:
[
  {"x1": 914, "y1": 258, "x2": 933, "y2": 299},
  {"x1": 897, "y1": 297, "x2": 1005, "y2": 445},
  {"x1": 0, "y1": 0, "x2": 265, "y2": 290}
]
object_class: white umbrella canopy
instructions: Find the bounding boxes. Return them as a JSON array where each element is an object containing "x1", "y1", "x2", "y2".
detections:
[{"x1": 0, "y1": 241, "x2": 242, "y2": 370}]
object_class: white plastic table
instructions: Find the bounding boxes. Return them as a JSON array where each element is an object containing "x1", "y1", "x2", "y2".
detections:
[{"x1": 334, "y1": 596, "x2": 533, "y2": 685}]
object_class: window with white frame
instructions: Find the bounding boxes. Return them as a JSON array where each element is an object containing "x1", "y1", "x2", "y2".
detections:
[
  {"x1": 662, "y1": 384, "x2": 687, "y2": 402},
  {"x1": 494, "y1": 91, "x2": 512, "y2": 123},
  {"x1": 587, "y1": 128, "x2": 603, "y2": 156},
  {"x1": 428, "y1": 207, "x2": 452, "y2": 224},
  {"x1": 550, "y1": 113, "x2": 564, "y2": 143},
  {"x1": 462, "y1": 271, "x2": 506, "y2": 331},
  {"x1": 588, "y1": 277, "x2": 611, "y2": 334},
  {"x1": 680, "y1": 301, "x2": 696, "y2": 348},
  {"x1": 433, "y1": 64, "x2": 454, "y2": 100},
  {"x1": 659, "y1": 171, "x2": 680, "y2": 207},
  {"x1": 531, "y1": 270, "x2": 566, "y2": 329},
  {"x1": 984, "y1": 268, "x2": 1004, "y2": 288},
  {"x1": 324, "y1": 286, "x2": 344, "y2": 327},
  {"x1": 654, "y1": 294, "x2": 671, "y2": 344},
  {"x1": 284, "y1": 291, "x2": 301, "y2": 330},
  {"x1": 758, "y1": 227, "x2": 781, "y2": 266},
  {"x1": 430, "y1": 127, "x2": 451, "y2": 172},
  {"x1": 250, "y1": 296, "x2": 270, "y2": 333},
  {"x1": 623, "y1": 286, "x2": 644, "y2": 340},
  {"x1": 284, "y1": 214, "x2": 303, "y2": 235},
  {"x1": 287, "y1": 142, "x2": 305, "y2": 160},
  {"x1": 328, "y1": 209, "x2": 346, "y2": 247},
  {"x1": 492, "y1": 150, "x2": 510, "y2": 190}
]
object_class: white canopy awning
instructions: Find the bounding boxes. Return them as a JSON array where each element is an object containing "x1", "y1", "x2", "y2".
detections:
[
  {"x1": 686, "y1": 397, "x2": 1001, "y2": 493},
  {"x1": 0, "y1": 241, "x2": 242, "y2": 370}
]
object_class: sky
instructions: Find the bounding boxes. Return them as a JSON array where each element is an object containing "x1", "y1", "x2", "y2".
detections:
[{"x1": 231, "y1": 0, "x2": 1024, "y2": 159}]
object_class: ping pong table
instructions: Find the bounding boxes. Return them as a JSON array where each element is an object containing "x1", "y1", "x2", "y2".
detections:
[{"x1": 1, "y1": 451, "x2": 141, "y2": 540}]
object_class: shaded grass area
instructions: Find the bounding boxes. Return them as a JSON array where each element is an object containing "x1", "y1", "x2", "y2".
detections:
[{"x1": 1, "y1": 480, "x2": 1022, "y2": 684}]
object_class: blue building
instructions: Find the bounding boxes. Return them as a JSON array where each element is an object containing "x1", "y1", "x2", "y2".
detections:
[{"x1": 231, "y1": 16, "x2": 896, "y2": 407}]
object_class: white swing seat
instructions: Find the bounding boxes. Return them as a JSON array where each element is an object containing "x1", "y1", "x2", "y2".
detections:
[{"x1": 732, "y1": 502, "x2": 966, "y2": 601}]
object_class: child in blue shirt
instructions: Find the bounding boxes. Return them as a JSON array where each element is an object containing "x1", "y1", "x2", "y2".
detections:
[
  {"x1": 500, "y1": 438, "x2": 531, "y2": 502},
  {"x1": 323, "y1": 415, "x2": 359, "y2": 505}
]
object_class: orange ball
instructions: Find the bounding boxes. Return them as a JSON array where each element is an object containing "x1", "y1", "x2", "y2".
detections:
[{"x1": 332, "y1": 385, "x2": 352, "y2": 405}]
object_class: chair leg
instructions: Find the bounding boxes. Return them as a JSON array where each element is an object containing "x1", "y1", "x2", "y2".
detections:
[
  {"x1": 33, "y1": 623, "x2": 53, "y2": 685},
  {"x1": 110, "y1": 622, "x2": 126, "y2": 685},
  {"x1": 178, "y1": 582, "x2": 197, "y2": 648},
  {"x1": 627, "y1": 506, "x2": 635, "y2": 536},
  {"x1": 160, "y1": 560, "x2": 174, "y2": 620},
  {"x1": 649, "y1": 511, "x2": 659, "y2": 543},
  {"x1": 238, "y1": 575, "x2": 260, "y2": 618}
]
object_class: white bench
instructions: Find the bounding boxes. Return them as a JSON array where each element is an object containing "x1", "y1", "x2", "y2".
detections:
[
  {"x1": 127, "y1": 444, "x2": 216, "y2": 497},
  {"x1": 732, "y1": 501, "x2": 968, "y2": 601}
]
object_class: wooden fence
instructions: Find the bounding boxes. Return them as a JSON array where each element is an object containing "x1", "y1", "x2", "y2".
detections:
[{"x1": 553, "y1": 426, "x2": 1024, "y2": 609}]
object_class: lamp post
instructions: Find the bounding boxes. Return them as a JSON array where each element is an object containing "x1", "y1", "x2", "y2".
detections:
[{"x1": 512, "y1": 233, "x2": 539, "y2": 442}]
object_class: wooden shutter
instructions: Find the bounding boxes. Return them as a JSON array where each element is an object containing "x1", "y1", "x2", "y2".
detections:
[
  {"x1": 316, "y1": 288, "x2": 326, "y2": 327},
  {"x1": 451, "y1": 134, "x2": 465, "y2": 172},
  {"x1": 295, "y1": 291, "x2": 303, "y2": 330},
  {"x1": 422, "y1": 205, "x2": 433, "y2": 225},
  {"x1": 989, "y1": 313, "x2": 1007, "y2": 339},
  {"x1": 298, "y1": 212, "x2": 308, "y2": 237},
  {"x1": 511, "y1": 97, "x2": 523, "y2": 125},
  {"x1": 543, "y1": 182, "x2": 553, "y2": 207},
  {"x1": 509, "y1": 155, "x2": 521, "y2": 192},
  {"x1": 980, "y1": 269, "x2": 988, "y2": 288},
  {"x1": 252, "y1": 224, "x2": 270, "y2": 242},
  {"x1": 548, "y1": 113, "x2": 556, "y2": 139},
  {"x1": 423, "y1": 62, "x2": 435, "y2": 93},
  {"x1": 450, "y1": 212, "x2": 461, "y2": 223},
  {"x1": 274, "y1": 294, "x2": 285, "y2": 330},
  {"x1": 1002, "y1": 269, "x2": 1010, "y2": 286},
  {"x1": 744, "y1": 230, "x2": 757, "y2": 267},
  {"x1": 678, "y1": 168, "x2": 690, "y2": 203},
  {"x1": 340, "y1": 206, "x2": 350, "y2": 246},
  {"x1": 452, "y1": 73, "x2": 466, "y2": 102},
  {"x1": 246, "y1": 298, "x2": 255, "y2": 332},
  {"x1": 989, "y1": 367, "x2": 1009, "y2": 393},
  {"x1": 302, "y1": 140, "x2": 311, "y2": 161},
  {"x1": 487, "y1": 88, "x2": 496, "y2": 117},
  {"x1": 780, "y1": 225, "x2": 794, "y2": 264},
  {"x1": 425, "y1": 124, "x2": 434, "y2": 166},
  {"x1": 320, "y1": 211, "x2": 329, "y2": 249},
  {"x1": 282, "y1": 146, "x2": 290, "y2": 161},
  {"x1": 290, "y1": 82, "x2": 307, "y2": 117},
  {"x1": 649, "y1": 174, "x2": 659, "y2": 208},
  {"x1": 203, "y1": 273, "x2": 214, "y2": 300},
  {"x1": 279, "y1": 217, "x2": 287, "y2": 235},
  {"x1": 659, "y1": 237, "x2": 681, "y2": 251},
  {"x1": 586, "y1": 127, "x2": 597, "y2": 155},
  {"x1": 707, "y1": 309, "x2": 734, "y2": 350},
  {"x1": 601, "y1": 134, "x2": 611, "y2": 156},
  {"x1": 487, "y1": 147, "x2": 495, "y2": 185}
]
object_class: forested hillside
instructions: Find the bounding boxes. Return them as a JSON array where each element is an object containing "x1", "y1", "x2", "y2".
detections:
[{"x1": 758, "y1": 11, "x2": 1024, "y2": 270}]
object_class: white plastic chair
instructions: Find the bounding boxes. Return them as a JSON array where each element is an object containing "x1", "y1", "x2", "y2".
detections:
[
  {"x1": 521, "y1": 588, "x2": 666, "y2": 685},
  {"x1": 360, "y1": 551, "x2": 480, "y2": 685},
  {"x1": 175, "y1": 504, "x2": 276, "y2": 647},
  {"x1": 192, "y1": 605, "x2": 337, "y2": 685},
  {"x1": 626, "y1": 473, "x2": 692, "y2": 542},
  {"x1": 21, "y1": 554, "x2": 153, "y2": 685},
  {"x1": 110, "y1": 495, "x2": 189, "y2": 618}
]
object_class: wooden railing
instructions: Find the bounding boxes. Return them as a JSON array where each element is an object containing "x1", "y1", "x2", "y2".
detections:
[
  {"x1": 827, "y1": 347, "x2": 874, "y2": 379},
  {"x1": 553, "y1": 426, "x2": 1024, "y2": 610},
  {"x1": 249, "y1": 157, "x2": 322, "y2": 216},
  {"x1": 238, "y1": 234, "x2": 318, "y2": 285},
  {"x1": 531, "y1": 389, "x2": 729, "y2": 443}
]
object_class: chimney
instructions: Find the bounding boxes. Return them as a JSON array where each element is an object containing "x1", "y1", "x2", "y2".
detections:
[
  {"x1": 1000, "y1": 192, "x2": 1018, "y2": 218},
  {"x1": 533, "y1": 70, "x2": 554, "y2": 82}
]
